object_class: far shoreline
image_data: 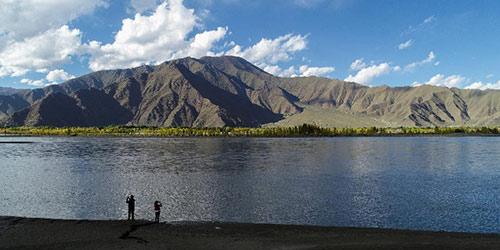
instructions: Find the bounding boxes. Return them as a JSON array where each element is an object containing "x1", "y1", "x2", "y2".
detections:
[
  {"x1": 3, "y1": 133, "x2": 500, "y2": 138},
  {"x1": 3, "y1": 124, "x2": 500, "y2": 137},
  {"x1": 2, "y1": 216, "x2": 500, "y2": 249}
]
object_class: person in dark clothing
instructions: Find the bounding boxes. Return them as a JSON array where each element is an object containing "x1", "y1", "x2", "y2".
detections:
[
  {"x1": 126, "y1": 195, "x2": 135, "y2": 220},
  {"x1": 154, "y1": 200, "x2": 162, "y2": 223}
]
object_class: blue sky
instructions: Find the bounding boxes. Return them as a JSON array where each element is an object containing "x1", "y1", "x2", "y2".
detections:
[{"x1": 1, "y1": 0, "x2": 499, "y2": 90}]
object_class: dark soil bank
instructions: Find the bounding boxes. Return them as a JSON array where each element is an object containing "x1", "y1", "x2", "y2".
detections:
[{"x1": 2, "y1": 217, "x2": 500, "y2": 250}]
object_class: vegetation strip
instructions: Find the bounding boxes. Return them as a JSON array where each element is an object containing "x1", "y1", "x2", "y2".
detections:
[{"x1": 2, "y1": 124, "x2": 500, "y2": 137}]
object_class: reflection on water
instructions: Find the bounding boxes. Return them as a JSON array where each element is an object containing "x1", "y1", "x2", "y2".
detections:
[{"x1": 1, "y1": 136, "x2": 500, "y2": 233}]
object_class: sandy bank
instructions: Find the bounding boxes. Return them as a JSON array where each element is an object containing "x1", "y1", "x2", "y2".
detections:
[{"x1": 1, "y1": 216, "x2": 500, "y2": 250}]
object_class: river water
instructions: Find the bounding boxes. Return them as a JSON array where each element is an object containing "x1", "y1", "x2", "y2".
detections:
[{"x1": 1, "y1": 136, "x2": 500, "y2": 233}]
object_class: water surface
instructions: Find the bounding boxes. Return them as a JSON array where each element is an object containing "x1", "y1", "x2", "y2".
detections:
[{"x1": 1, "y1": 136, "x2": 500, "y2": 233}]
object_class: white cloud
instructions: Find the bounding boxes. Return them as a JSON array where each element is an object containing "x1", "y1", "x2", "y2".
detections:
[
  {"x1": 0, "y1": 0, "x2": 106, "y2": 41},
  {"x1": 20, "y1": 78, "x2": 45, "y2": 87},
  {"x1": 404, "y1": 51, "x2": 436, "y2": 71},
  {"x1": 281, "y1": 66, "x2": 298, "y2": 77},
  {"x1": 0, "y1": 26, "x2": 82, "y2": 77},
  {"x1": 263, "y1": 64, "x2": 334, "y2": 77},
  {"x1": 344, "y1": 63, "x2": 393, "y2": 85},
  {"x1": 299, "y1": 65, "x2": 335, "y2": 77},
  {"x1": 0, "y1": 0, "x2": 105, "y2": 77},
  {"x1": 85, "y1": 0, "x2": 319, "y2": 80},
  {"x1": 465, "y1": 81, "x2": 500, "y2": 90},
  {"x1": 85, "y1": 0, "x2": 228, "y2": 71},
  {"x1": 19, "y1": 69, "x2": 74, "y2": 87},
  {"x1": 263, "y1": 65, "x2": 282, "y2": 76},
  {"x1": 46, "y1": 69, "x2": 75, "y2": 84},
  {"x1": 423, "y1": 16, "x2": 437, "y2": 24},
  {"x1": 434, "y1": 61, "x2": 440, "y2": 66},
  {"x1": 486, "y1": 74, "x2": 494, "y2": 79},
  {"x1": 421, "y1": 51, "x2": 435, "y2": 63},
  {"x1": 225, "y1": 33, "x2": 308, "y2": 67},
  {"x1": 349, "y1": 58, "x2": 366, "y2": 71},
  {"x1": 402, "y1": 16, "x2": 437, "y2": 35},
  {"x1": 398, "y1": 39, "x2": 413, "y2": 50},
  {"x1": 0, "y1": 0, "x2": 331, "y2": 83},
  {"x1": 413, "y1": 74, "x2": 466, "y2": 88},
  {"x1": 173, "y1": 27, "x2": 228, "y2": 58}
]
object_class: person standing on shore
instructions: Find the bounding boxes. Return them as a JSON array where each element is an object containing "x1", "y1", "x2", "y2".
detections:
[
  {"x1": 154, "y1": 200, "x2": 162, "y2": 223},
  {"x1": 126, "y1": 195, "x2": 136, "y2": 221}
]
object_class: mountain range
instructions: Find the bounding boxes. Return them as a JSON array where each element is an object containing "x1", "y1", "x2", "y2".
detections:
[{"x1": 2, "y1": 56, "x2": 500, "y2": 127}]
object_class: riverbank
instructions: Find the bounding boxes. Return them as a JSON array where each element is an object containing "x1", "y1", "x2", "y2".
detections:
[{"x1": 1, "y1": 217, "x2": 500, "y2": 249}]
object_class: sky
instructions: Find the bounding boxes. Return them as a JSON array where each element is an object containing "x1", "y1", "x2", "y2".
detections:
[{"x1": 1, "y1": 0, "x2": 499, "y2": 90}]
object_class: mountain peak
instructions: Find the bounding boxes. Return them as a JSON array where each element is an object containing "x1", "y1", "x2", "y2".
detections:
[{"x1": 199, "y1": 56, "x2": 269, "y2": 75}]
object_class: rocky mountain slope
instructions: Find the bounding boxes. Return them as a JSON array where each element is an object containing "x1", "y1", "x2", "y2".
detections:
[{"x1": 2, "y1": 56, "x2": 500, "y2": 127}]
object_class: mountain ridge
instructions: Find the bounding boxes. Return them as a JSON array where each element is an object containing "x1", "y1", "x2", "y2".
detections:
[{"x1": 3, "y1": 56, "x2": 500, "y2": 127}]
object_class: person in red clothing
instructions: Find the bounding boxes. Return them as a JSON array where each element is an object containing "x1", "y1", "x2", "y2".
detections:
[{"x1": 154, "y1": 200, "x2": 162, "y2": 223}]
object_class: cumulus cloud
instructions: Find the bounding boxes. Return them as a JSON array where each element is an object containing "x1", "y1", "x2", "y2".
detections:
[
  {"x1": 398, "y1": 39, "x2": 413, "y2": 50},
  {"x1": 0, "y1": 0, "x2": 332, "y2": 83},
  {"x1": 19, "y1": 69, "x2": 74, "y2": 87},
  {"x1": 349, "y1": 58, "x2": 366, "y2": 71},
  {"x1": 85, "y1": 0, "x2": 228, "y2": 71},
  {"x1": 0, "y1": 0, "x2": 106, "y2": 41},
  {"x1": 174, "y1": 27, "x2": 228, "y2": 58},
  {"x1": 412, "y1": 74, "x2": 466, "y2": 88},
  {"x1": 281, "y1": 66, "x2": 298, "y2": 77},
  {"x1": 263, "y1": 65, "x2": 282, "y2": 76},
  {"x1": 465, "y1": 81, "x2": 500, "y2": 90},
  {"x1": 404, "y1": 51, "x2": 436, "y2": 71},
  {"x1": 345, "y1": 62, "x2": 396, "y2": 85},
  {"x1": 0, "y1": 0, "x2": 105, "y2": 77},
  {"x1": 225, "y1": 33, "x2": 308, "y2": 67},
  {"x1": 85, "y1": 8, "x2": 330, "y2": 79},
  {"x1": 20, "y1": 78, "x2": 45, "y2": 87},
  {"x1": 299, "y1": 65, "x2": 335, "y2": 77},
  {"x1": 223, "y1": 33, "x2": 328, "y2": 78},
  {"x1": 263, "y1": 65, "x2": 334, "y2": 77},
  {"x1": 0, "y1": 26, "x2": 82, "y2": 77},
  {"x1": 46, "y1": 69, "x2": 75, "y2": 84}
]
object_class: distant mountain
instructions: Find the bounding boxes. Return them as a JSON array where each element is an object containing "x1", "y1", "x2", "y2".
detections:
[
  {"x1": 7, "y1": 89, "x2": 132, "y2": 127},
  {"x1": 0, "y1": 87, "x2": 26, "y2": 96},
  {"x1": 3, "y1": 56, "x2": 500, "y2": 127}
]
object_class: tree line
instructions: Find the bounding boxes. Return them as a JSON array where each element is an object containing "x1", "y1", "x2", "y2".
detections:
[{"x1": 2, "y1": 124, "x2": 500, "y2": 137}]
